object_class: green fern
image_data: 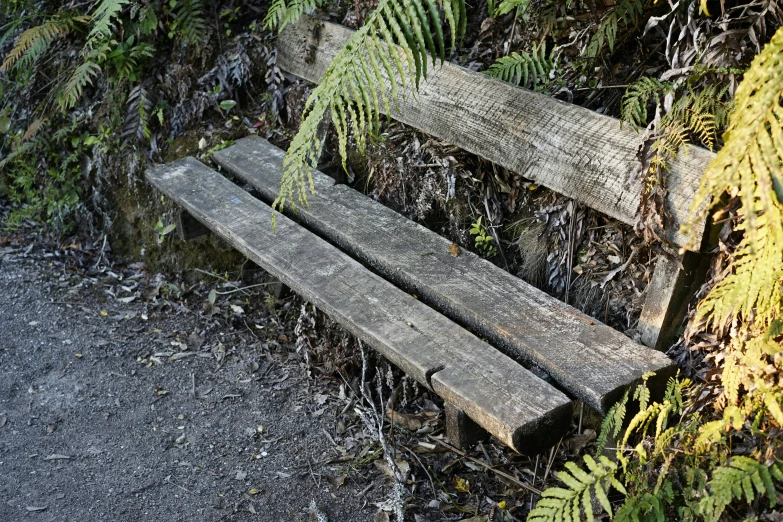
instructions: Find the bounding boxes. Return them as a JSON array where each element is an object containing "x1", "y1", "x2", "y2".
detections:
[
  {"x1": 84, "y1": 0, "x2": 130, "y2": 50},
  {"x1": 60, "y1": 61, "x2": 101, "y2": 109},
  {"x1": 263, "y1": 0, "x2": 330, "y2": 32},
  {"x1": 614, "y1": 491, "x2": 668, "y2": 522},
  {"x1": 631, "y1": 80, "x2": 731, "y2": 243},
  {"x1": 586, "y1": 0, "x2": 646, "y2": 58},
  {"x1": 491, "y1": 0, "x2": 531, "y2": 17},
  {"x1": 699, "y1": 457, "x2": 783, "y2": 521},
  {"x1": 484, "y1": 42, "x2": 553, "y2": 90},
  {"x1": 0, "y1": 15, "x2": 88, "y2": 72},
  {"x1": 619, "y1": 376, "x2": 689, "y2": 466},
  {"x1": 621, "y1": 77, "x2": 673, "y2": 130},
  {"x1": 595, "y1": 390, "x2": 628, "y2": 454},
  {"x1": 527, "y1": 454, "x2": 626, "y2": 521},
  {"x1": 272, "y1": 0, "x2": 465, "y2": 223},
  {"x1": 172, "y1": 0, "x2": 206, "y2": 48}
]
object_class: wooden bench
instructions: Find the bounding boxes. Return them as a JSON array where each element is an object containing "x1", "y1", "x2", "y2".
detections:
[
  {"x1": 275, "y1": 16, "x2": 717, "y2": 351},
  {"x1": 145, "y1": 16, "x2": 715, "y2": 451},
  {"x1": 212, "y1": 137, "x2": 675, "y2": 414},
  {"x1": 147, "y1": 157, "x2": 573, "y2": 453}
]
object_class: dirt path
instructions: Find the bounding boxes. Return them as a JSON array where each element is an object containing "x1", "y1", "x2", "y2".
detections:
[{"x1": 0, "y1": 250, "x2": 383, "y2": 521}]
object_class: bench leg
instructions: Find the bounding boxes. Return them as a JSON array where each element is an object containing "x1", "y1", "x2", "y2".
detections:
[
  {"x1": 445, "y1": 403, "x2": 488, "y2": 449},
  {"x1": 638, "y1": 252, "x2": 709, "y2": 350},
  {"x1": 176, "y1": 209, "x2": 210, "y2": 241},
  {"x1": 269, "y1": 280, "x2": 292, "y2": 300}
]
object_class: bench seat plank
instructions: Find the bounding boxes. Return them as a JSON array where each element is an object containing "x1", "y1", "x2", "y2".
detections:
[
  {"x1": 146, "y1": 157, "x2": 573, "y2": 453},
  {"x1": 214, "y1": 136, "x2": 676, "y2": 413},
  {"x1": 276, "y1": 16, "x2": 714, "y2": 250}
]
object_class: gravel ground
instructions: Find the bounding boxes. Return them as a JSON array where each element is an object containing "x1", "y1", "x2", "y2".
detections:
[{"x1": 0, "y1": 249, "x2": 386, "y2": 522}]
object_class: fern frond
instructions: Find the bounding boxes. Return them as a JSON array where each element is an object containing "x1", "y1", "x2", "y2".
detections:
[
  {"x1": 596, "y1": 390, "x2": 628, "y2": 454},
  {"x1": 60, "y1": 61, "x2": 101, "y2": 109},
  {"x1": 84, "y1": 0, "x2": 130, "y2": 50},
  {"x1": 484, "y1": 42, "x2": 553, "y2": 90},
  {"x1": 264, "y1": 0, "x2": 330, "y2": 32},
  {"x1": 614, "y1": 491, "x2": 667, "y2": 522},
  {"x1": 272, "y1": 0, "x2": 464, "y2": 225},
  {"x1": 686, "y1": 26, "x2": 783, "y2": 329},
  {"x1": 586, "y1": 0, "x2": 647, "y2": 58},
  {"x1": 122, "y1": 85, "x2": 153, "y2": 142},
  {"x1": 619, "y1": 375, "x2": 689, "y2": 470},
  {"x1": 493, "y1": 0, "x2": 532, "y2": 16},
  {"x1": 621, "y1": 77, "x2": 672, "y2": 130},
  {"x1": 173, "y1": 0, "x2": 206, "y2": 48},
  {"x1": 700, "y1": 457, "x2": 780, "y2": 521},
  {"x1": 527, "y1": 455, "x2": 625, "y2": 521},
  {"x1": 1, "y1": 16, "x2": 86, "y2": 72}
]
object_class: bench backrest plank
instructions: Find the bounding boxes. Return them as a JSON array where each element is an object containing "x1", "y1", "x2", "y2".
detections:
[
  {"x1": 214, "y1": 136, "x2": 676, "y2": 413},
  {"x1": 277, "y1": 16, "x2": 714, "y2": 250},
  {"x1": 147, "y1": 157, "x2": 573, "y2": 452}
]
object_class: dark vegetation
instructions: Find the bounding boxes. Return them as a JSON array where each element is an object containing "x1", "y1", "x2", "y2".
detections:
[{"x1": 1, "y1": 0, "x2": 782, "y2": 520}]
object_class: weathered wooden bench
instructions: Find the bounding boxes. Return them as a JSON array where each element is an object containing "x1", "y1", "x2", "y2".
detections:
[
  {"x1": 146, "y1": 16, "x2": 715, "y2": 452},
  {"x1": 276, "y1": 16, "x2": 717, "y2": 351},
  {"x1": 148, "y1": 157, "x2": 573, "y2": 453}
]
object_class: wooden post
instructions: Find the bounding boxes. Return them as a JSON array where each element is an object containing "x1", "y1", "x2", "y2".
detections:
[
  {"x1": 445, "y1": 403, "x2": 488, "y2": 449},
  {"x1": 175, "y1": 209, "x2": 210, "y2": 241},
  {"x1": 269, "y1": 280, "x2": 292, "y2": 300},
  {"x1": 638, "y1": 252, "x2": 709, "y2": 350}
]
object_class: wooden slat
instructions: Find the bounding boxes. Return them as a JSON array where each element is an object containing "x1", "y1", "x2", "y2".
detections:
[
  {"x1": 146, "y1": 158, "x2": 573, "y2": 453},
  {"x1": 213, "y1": 136, "x2": 677, "y2": 413},
  {"x1": 276, "y1": 16, "x2": 714, "y2": 250}
]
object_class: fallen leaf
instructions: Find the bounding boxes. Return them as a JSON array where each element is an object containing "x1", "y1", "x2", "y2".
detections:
[
  {"x1": 373, "y1": 511, "x2": 390, "y2": 522},
  {"x1": 43, "y1": 454, "x2": 71, "y2": 461},
  {"x1": 374, "y1": 459, "x2": 410, "y2": 479},
  {"x1": 386, "y1": 408, "x2": 422, "y2": 431},
  {"x1": 447, "y1": 242, "x2": 461, "y2": 257},
  {"x1": 26, "y1": 506, "x2": 47, "y2": 512},
  {"x1": 452, "y1": 476, "x2": 470, "y2": 493},
  {"x1": 230, "y1": 304, "x2": 244, "y2": 315},
  {"x1": 99, "y1": 310, "x2": 108, "y2": 317},
  {"x1": 248, "y1": 487, "x2": 260, "y2": 495},
  {"x1": 566, "y1": 429, "x2": 597, "y2": 455},
  {"x1": 327, "y1": 474, "x2": 347, "y2": 488}
]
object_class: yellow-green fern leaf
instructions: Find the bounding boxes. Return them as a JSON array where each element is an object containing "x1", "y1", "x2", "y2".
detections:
[
  {"x1": 686, "y1": 26, "x2": 783, "y2": 329},
  {"x1": 1, "y1": 16, "x2": 87, "y2": 72}
]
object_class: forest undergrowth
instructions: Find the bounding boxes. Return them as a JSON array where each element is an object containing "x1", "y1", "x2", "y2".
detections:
[{"x1": 1, "y1": 0, "x2": 783, "y2": 520}]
